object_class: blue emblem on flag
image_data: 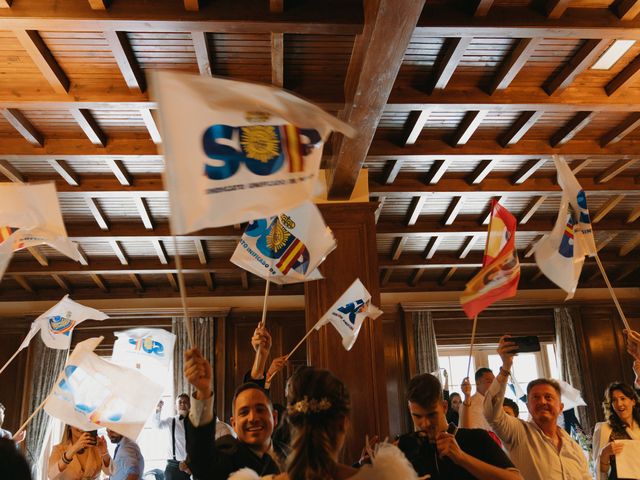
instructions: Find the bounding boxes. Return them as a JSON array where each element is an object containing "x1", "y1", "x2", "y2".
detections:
[
  {"x1": 48, "y1": 313, "x2": 75, "y2": 336},
  {"x1": 337, "y1": 299, "x2": 366, "y2": 325}
]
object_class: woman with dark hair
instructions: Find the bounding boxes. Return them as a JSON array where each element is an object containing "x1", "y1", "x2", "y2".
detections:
[
  {"x1": 48, "y1": 425, "x2": 110, "y2": 480},
  {"x1": 230, "y1": 366, "x2": 418, "y2": 480},
  {"x1": 592, "y1": 382, "x2": 640, "y2": 480},
  {"x1": 447, "y1": 392, "x2": 462, "y2": 425}
]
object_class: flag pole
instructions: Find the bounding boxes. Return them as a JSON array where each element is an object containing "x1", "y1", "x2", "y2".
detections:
[
  {"x1": 594, "y1": 254, "x2": 632, "y2": 332},
  {"x1": 266, "y1": 324, "x2": 316, "y2": 387},
  {"x1": 259, "y1": 279, "x2": 270, "y2": 328},
  {"x1": 0, "y1": 346, "x2": 23, "y2": 377},
  {"x1": 14, "y1": 395, "x2": 48, "y2": 439},
  {"x1": 172, "y1": 235, "x2": 195, "y2": 348},
  {"x1": 466, "y1": 315, "x2": 478, "y2": 380}
]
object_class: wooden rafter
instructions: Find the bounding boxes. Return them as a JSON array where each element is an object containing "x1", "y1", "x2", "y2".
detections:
[
  {"x1": 392, "y1": 236, "x2": 408, "y2": 261},
  {"x1": 27, "y1": 246, "x2": 48, "y2": 266},
  {"x1": 12, "y1": 275, "x2": 33, "y2": 293},
  {"x1": 104, "y1": 30, "x2": 146, "y2": 92},
  {"x1": 620, "y1": 233, "x2": 640, "y2": 256},
  {"x1": 71, "y1": 109, "x2": 107, "y2": 146},
  {"x1": 184, "y1": 0, "x2": 199, "y2": 11},
  {"x1": 271, "y1": 32, "x2": 284, "y2": 88},
  {"x1": 489, "y1": 38, "x2": 540, "y2": 94},
  {"x1": 148, "y1": 239, "x2": 167, "y2": 265},
  {"x1": 499, "y1": 111, "x2": 543, "y2": 147},
  {"x1": 430, "y1": 37, "x2": 472, "y2": 93},
  {"x1": 459, "y1": 235, "x2": 479, "y2": 259},
  {"x1": 406, "y1": 196, "x2": 426, "y2": 226},
  {"x1": 129, "y1": 273, "x2": 143, "y2": 291},
  {"x1": 134, "y1": 197, "x2": 153, "y2": 230},
  {"x1": 597, "y1": 232, "x2": 619, "y2": 251},
  {"x1": 549, "y1": 111, "x2": 595, "y2": 147},
  {"x1": 474, "y1": 0, "x2": 494, "y2": 16},
  {"x1": 203, "y1": 272, "x2": 214, "y2": 291},
  {"x1": 601, "y1": 113, "x2": 640, "y2": 147},
  {"x1": 195, "y1": 239, "x2": 208, "y2": 264},
  {"x1": 571, "y1": 158, "x2": 592, "y2": 174},
  {"x1": 88, "y1": 0, "x2": 109, "y2": 9},
  {"x1": 140, "y1": 109, "x2": 162, "y2": 144},
  {"x1": 469, "y1": 159, "x2": 500, "y2": 184},
  {"x1": 612, "y1": 0, "x2": 640, "y2": 20},
  {"x1": 606, "y1": 53, "x2": 640, "y2": 96},
  {"x1": 0, "y1": 0, "x2": 11, "y2": 7},
  {"x1": 51, "y1": 274, "x2": 70, "y2": 291},
  {"x1": 374, "y1": 195, "x2": 385, "y2": 224},
  {"x1": 270, "y1": 0, "x2": 284, "y2": 13},
  {"x1": 519, "y1": 196, "x2": 547, "y2": 224},
  {"x1": 424, "y1": 236, "x2": 443, "y2": 259},
  {"x1": 1, "y1": 108, "x2": 43, "y2": 146},
  {"x1": 409, "y1": 268, "x2": 425, "y2": 286},
  {"x1": 545, "y1": 0, "x2": 571, "y2": 18},
  {"x1": 450, "y1": 110, "x2": 488, "y2": 146},
  {"x1": 616, "y1": 264, "x2": 638, "y2": 281},
  {"x1": 592, "y1": 195, "x2": 625, "y2": 223},
  {"x1": 512, "y1": 158, "x2": 547, "y2": 184},
  {"x1": 439, "y1": 267, "x2": 457, "y2": 285},
  {"x1": 191, "y1": 31, "x2": 212, "y2": 77},
  {"x1": 91, "y1": 273, "x2": 108, "y2": 292},
  {"x1": 543, "y1": 39, "x2": 610, "y2": 96},
  {"x1": 596, "y1": 159, "x2": 639, "y2": 183},
  {"x1": 426, "y1": 159, "x2": 453, "y2": 184},
  {"x1": 0, "y1": 160, "x2": 24, "y2": 182},
  {"x1": 627, "y1": 205, "x2": 640, "y2": 223},
  {"x1": 76, "y1": 245, "x2": 89, "y2": 266},
  {"x1": 240, "y1": 271, "x2": 249, "y2": 290},
  {"x1": 109, "y1": 239, "x2": 129, "y2": 265},
  {"x1": 443, "y1": 196, "x2": 465, "y2": 225},
  {"x1": 402, "y1": 110, "x2": 430, "y2": 145},
  {"x1": 48, "y1": 159, "x2": 79, "y2": 186},
  {"x1": 380, "y1": 268, "x2": 393, "y2": 286},
  {"x1": 327, "y1": 0, "x2": 425, "y2": 198},
  {"x1": 383, "y1": 159, "x2": 404, "y2": 185},
  {"x1": 85, "y1": 197, "x2": 109, "y2": 230},
  {"x1": 13, "y1": 30, "x2": 69, "y2": 93},
  {"x1": 104, "y1": 159, "x2": 131, "y2": 186},
  {"x1": 482, "y1": 195, "x2": 506, "y2": 224}
]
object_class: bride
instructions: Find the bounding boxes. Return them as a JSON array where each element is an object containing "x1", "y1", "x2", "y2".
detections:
[{"x1": 229, "y1": 366, "x2": 418, "y2": 480}]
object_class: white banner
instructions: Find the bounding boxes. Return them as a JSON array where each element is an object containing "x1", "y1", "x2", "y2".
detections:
[
  {"x1": 19, "y1": 295, "x2": 109, "y2": 351},
  {"x1": 151, "y1": 70, "x2": 355, "y2": 232},
  {"x1": 315, "y1": 278, "x2": 382, "y2": 351},
  {"x1": 112, "y1": 328, "x2": 176, "y2": 381},
  {"x1": 44, "y1": 337, "x2": 164, "y2": 440},
  {"x1": 230, "y1": 201, "x2": 336, "y2": 284}
]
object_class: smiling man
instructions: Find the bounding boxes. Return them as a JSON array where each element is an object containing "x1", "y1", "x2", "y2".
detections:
[
  {"x1": 483, "y1": 335, "x2": 591, "y2": 480},
  {"x1": 183, "y1": 347, "x2": 281, "y2": 480},
  {"x1": 397, "y1": 373, "x2": 522, "y2": 480}
]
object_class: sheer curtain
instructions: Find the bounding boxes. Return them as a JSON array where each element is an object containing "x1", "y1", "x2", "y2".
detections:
[
  {"x1": 554, "y1": 306, "x2": 591, "y2": 433},
  {"x1": 24, "y1": 340, "x2": 67, "y2": 478},
  {"x1": 413, "y1": 310, "x2": 440, "y2": 374},
  {"x1": 172, "y1": 317, "x2": 217, "y2": 398}
]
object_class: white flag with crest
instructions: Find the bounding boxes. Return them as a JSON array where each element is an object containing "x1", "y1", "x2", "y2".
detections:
[
  {"x1": 151, "y1": 70, "x2": 355, "y2": 232},
  {"x1": 0, "y1": 183, "x2": 81, "y2": 281},
  {"x1": 112, "y1": 328, "x2": 176, "y2": 381},
  {"x1": 230, "y1": 201, "x2": 336, "y2": 284},
  {"x1": 18, "y1": 295, "x2": 109, "y2": 351},
  {"x1": 314, "y1": 278, "x2": 383, "y2": 351},
  {"x1": 44, "y1": 337, "x2": 164, "y2": 440}
]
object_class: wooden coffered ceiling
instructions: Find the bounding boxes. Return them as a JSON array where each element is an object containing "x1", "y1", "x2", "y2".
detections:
[{"x1": 1, "y1": 0, "x2": 640, "y2": 304}]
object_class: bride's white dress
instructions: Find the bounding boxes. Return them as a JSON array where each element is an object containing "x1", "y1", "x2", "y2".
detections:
[{"x1": 228, "y1": 443, "x2": 420, "y2": 480}]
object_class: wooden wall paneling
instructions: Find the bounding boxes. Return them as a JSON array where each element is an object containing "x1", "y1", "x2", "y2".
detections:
[
  {"x1": 382, "y1": 310, "x2": 411, "y2": 437},
  {"x1": 214, "y1": 315, "x2": 226, "y2": 419},
  {"x1": 305, "y1": 202, "x2": 389, "y2": 461},
  {"x1": 0, "y1": 319, "x2": 30, "y2": 434}
]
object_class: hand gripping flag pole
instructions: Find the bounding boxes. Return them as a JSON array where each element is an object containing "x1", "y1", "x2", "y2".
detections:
[
  {"x1": 259, "y1": 279, "x2": 270, "y2": 328},
  {"x1": 172, "y1": 235, "x2": 195, "y2": 348}
]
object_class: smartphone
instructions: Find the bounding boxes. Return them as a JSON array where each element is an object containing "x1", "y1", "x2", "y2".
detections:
[
  {"x1": 87, "y1": 430, "x2": 98, "y2": 446},
  {"x1": 446, "y1": 422, "x2": 458, "y2": 436},
  {"x1": 511, "y1": 335, "x2": 541, "y2": 353}
]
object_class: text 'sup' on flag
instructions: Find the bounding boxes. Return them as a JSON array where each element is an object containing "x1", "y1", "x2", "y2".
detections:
[
  {"x1": 0, "y1": 183, "x2": 82, "y2": 281},
  {"x1": 230, "y1": 201, "x2": 336, "y2": 284},
  {"x1": 44, "y1": 337, "x2": 164, "y2": 440},
  {"x1": 460, "y1": 201, "x2": 520, "y2": 319},
  {"x1": 314, "y1": 278, "x2": 383, "y2": 351},
  {"x1": 111, "y1": 328, "x2": 176, "y2": 382},
  {"x1": 150, "y1": 70, "x2": 356, "y2": 232}
]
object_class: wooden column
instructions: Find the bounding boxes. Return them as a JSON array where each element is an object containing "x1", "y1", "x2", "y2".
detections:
[{"x1": 304, "y1": 202, "x2": 389, "y2": 459}]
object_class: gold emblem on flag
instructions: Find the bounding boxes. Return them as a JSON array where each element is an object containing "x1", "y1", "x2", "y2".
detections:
[
  {"x1": 266, "y1": 220, "x2": 291, "y2": 253},
  {"x1": 245, "y1": 111, "x2": 271, "y2": 123},
  {"x1": 240, "y1": 126, "x2": 280, "y2": 163}
]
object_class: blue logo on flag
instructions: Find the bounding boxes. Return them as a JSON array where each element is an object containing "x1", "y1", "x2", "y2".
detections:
[{"x1": 337, "y1": 299, "x2": 366, "y2": 325}]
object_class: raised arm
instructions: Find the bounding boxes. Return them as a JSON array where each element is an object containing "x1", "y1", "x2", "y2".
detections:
[
  {"x1": 249, "y1": 325, "x2": 272, "y2": 381},
  {"x1": 458, "y1": 377, "x2": 472, "y2": 428},
  {"x1": 483, "y1": 335, "x2": 526, "y2": 447}
]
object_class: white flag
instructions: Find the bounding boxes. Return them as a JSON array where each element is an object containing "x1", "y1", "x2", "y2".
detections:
[
  {"x1": 230, "y1": 201, "x2": 336, "y2": 284},
  {"x1": 314, "y1": 279, "x2": 382, "y2": 351},
  {"x1": 19, "y1": 295, "x2": 108, "y2": 351},
  {"x1": 535, "y1": 157, "x2": 597, "y2": 298},
  {"x1": 0, "y1": 183, "x2": 81, "y2": 280},
  {"x1": 44, "y1": 337, "x2": 164, "y2": 440},
  {"x1": 112, "y1": 328, "x2": 176, "y2": 380},
  {"x1": 151, "y1": 70, "x2": 355, "y2": 232}
]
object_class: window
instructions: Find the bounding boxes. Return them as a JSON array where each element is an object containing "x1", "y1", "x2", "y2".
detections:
[{"x1": 439, "y1": 342, "x2": 558, "y2": 420}]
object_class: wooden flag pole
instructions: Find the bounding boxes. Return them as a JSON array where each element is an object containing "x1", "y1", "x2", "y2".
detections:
[
  {"x1": 259, "y1": 279, "x2": 271, "y2": 328},
  {"x1": 594, "y1": 254, "x2": 632, "y2": 332},
  {"x1": 14, "y1": 396, "x2": 48, "y2": 439},
  {"x1": 172, "y1": 235, "x2": 195, "y2": 348},
  {"x1": 265, "y1": 320, "x2": 320, "y2": 385},
  {"x1": 466, "y1": 315, "x2": 479, "y2": 380}
]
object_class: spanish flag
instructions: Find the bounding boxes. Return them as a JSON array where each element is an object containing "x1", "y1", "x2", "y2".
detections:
[{"x1": 460, "y1": 201, "x2": 521, "y2": 319}]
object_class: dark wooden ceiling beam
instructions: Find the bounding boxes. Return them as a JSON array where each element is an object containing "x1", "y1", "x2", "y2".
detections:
[
  {"x1": 430, "y1": 37, "x2": 472, "y2": 93},
  {"x1": 511, "y1": 158, "x2": 547, "y2": 184},
  {"x1": 620, "y1": 233, "x2": 640, "y2": 256},
  {"x1": 443, "y1": 196, "x2": 465, "y2": 225},
  {"x1": 195, "y1": 239, "x2": 208, "y2": 264},
  {"x1": 402, "y1": 109, "x2": 431, "y2": 145},
  {"x1": 459, "y1": 234, "x2": 480, "y2": 259},
  {"x1": 152, "y1": 239, "x2": 168, "y2": 265},
  {"x1": 596, "y1": 159, "x2": 639, "y2": 183},
  {"x1": 12, "y1": 275, "x2": 33, "y2": 293},
  {"x1": 104, "y1": 158, "x2": 132, "y2": 186},
  {"x1": 627, "y1": 205, "x2": 640, "y2": 223},
  {"x1": 450, "y1": 110, "x2": 488, "y2": 146},
  {"x1": 409, "y1": 268, "x2": 425, "y2": 286},
  {"x1": 474, "y1": 0, "x2": 494, "y2": 16},
  {"x1": 203, "y1": 272, "x2": 215, "y2": 291},
  {"x1": 1, "y1": 108, "x2": 43, "y2": 146},
  {"x1": 383, "y1": 159, "x2": 404, "y2": 184},
  {"x1": 271, "y1": 32, "x2": 284, "y2": 87},
  {"x1": 406, "y1": 196, "x2": 427, "y2": 226},
  {"x1": 71, "y1": 108, "x2": 107, "y2": 146},
  {"x1": 191, "y1": 31, "x2": 212, "y2": 76},
  {"x1": 129, "y1": 273, "x2": 143, "y2": 291},
  {"x1": 545, "y1": 0, "x2": 571, "y2": 18},
  {"x1": 91, "y1": 273, "x2": 108, "y2": 292},
  {"x1": 0, "y1": 159, "x2": 24, "y2": 182},
  {"x1": 270, "y1": 0, "x2": 284, "y2": 13},
  {"x1": 499, "y1": 111, "x2": 543, "y2": 147},
  {"x1": 425, "y1": 159, "x2": 453, "y2": 184},
  {"x1": 48, "y1": 159, "x2": 79, "y2": 186},
  {"x1": 88, "y1": 0, "x2": 109, "y2": 9},
  {"x1": 109, "y1": 239, "x2": 129, "y2": 265},
  {"x1": 482, "y1": 195, "x2": 506, "y2": 224},
  {"x1": 85, "y1": 197, "x2": 109, "y2": 230},
  {"x1": 543, "y1": 39, "x2": 610, "y2": 95},
  {"x1": 489, "y1": 38, "x2": 540, "y2": 94},
  {"x1": 184, "y1": 0, "x2": 199, "y2": 11},
  {"x1": 140, "y1": 109, "x2": 162, "y2": 144},
  {"x1": 519, "y1": 195, "x2": 547, "y2": 224},
  {"x1": 438, "y1": 267, "x2": 458, "y2": 285},
  {"x1": 597, "y1": 232, "x2": 619, "y2": 252},
  {"x1": 51, "y1": 273, "x2": 70, "y2": 291},
  {"x1": 392, "y1": 236, "x2": 408, "y2": 261},
  {"x1": 104, "y1": 30, "x2": 146, "y2": 92},
  {"x1": 327, "y1": 0, "x2": 425, "y2": 199},
  {"x1": 592, "y1": 194, "x2": 626, "y2": 223},
  {"x1": 612, "y1": 0, "x2": 640, "y2": 20},
  {"x1": 0, "y1": 0, "x2": 11, "y2": 7},
  {"x1": 600, "y1": 113, "x2": 640, "y2": 147},
  {"x1": 606, "y1": 53, "x2": 640, "y2": 96},
  {"x1": 380, "y1": 268, "x2": 393, "y2": 286},
  {"x1": 424, "y1": 236, "x2": 443, "y2": 260},
  {"x1": 549, "y1": 111, "x2": 596, "y2": 147},
  {"x1": 468, "y1": 158, "x2": 500, "y2": 184},
  {"x1": 134, "y1": 197, "x2": 153, "y2": 230},
  {"x1": 13, "y1": 30, "x2": 69, "y2": 93},
  {"x1": 27, "y1": 246, "x2": 48, "y2": 266}
]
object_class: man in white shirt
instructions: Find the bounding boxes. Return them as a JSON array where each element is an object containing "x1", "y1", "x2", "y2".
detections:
[
  {"x1": 459, "y1": 368, "x2": 494, "y2": 430},
  {"x1": 153, "y1": 393, "x2": 234, "y2": 480},
  {"x1": 483, "y1": 335, "x2": 591, "y2": 480}
]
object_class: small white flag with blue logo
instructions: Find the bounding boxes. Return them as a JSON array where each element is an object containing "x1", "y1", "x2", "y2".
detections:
[
  {"x1": 314, "y1": 278, "x2": 383, "y2": 351},
  {"x1": 111, "y1": 328, "x2": 176, "y2": 381},
  {"x1": 151, "y1": 70, "x2": 355, "y2": 232},
  {"x1": 18, "y1": 295, "x2": 109, "y2": 351},
  {"x1": 535, "y1": 156, "x2": 597, "y2": 298},
  {"x1": 44, "y1": 336, "x2": 164, "y2": 440},
  {"x1": 230, "y1": 201, "x2": 336, "y2": 284}
]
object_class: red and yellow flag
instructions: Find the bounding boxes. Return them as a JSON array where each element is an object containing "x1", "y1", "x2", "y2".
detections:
[{"x1": 460, "y1": 201, "x2": 520, "y2": 319}]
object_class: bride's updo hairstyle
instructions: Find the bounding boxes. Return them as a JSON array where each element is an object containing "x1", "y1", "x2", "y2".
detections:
[{"x1": 285, "y1": 366, "x2": 350, "y2": 480}]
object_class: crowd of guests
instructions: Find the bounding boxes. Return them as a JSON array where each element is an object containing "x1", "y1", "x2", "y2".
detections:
[{"x1": 2, "y1": 328, "x2": 640, "y2": 480}]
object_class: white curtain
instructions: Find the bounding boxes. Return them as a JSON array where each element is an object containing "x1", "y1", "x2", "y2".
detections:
[
  {"x1": 413, "y1": 310, "x2": 440, "y2": 374},
  {"x1": 172, "y1": 317, "x2": 217, "y2": 398},
  {"x1": 554, "y1": 306, "x2": 591, "y2": 433}
]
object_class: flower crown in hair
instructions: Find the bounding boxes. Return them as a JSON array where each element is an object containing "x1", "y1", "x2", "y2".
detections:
[{"x1": 287, "y1": 396, "x2": 332, "y2": 415}]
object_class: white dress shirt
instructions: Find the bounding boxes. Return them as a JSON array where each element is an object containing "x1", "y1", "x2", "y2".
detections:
[
  {"x1": 592, "y1": 420, "x2": 640, "y2": 480},
  {"x1": 459, "y1": 392, "x2": 492, "y2": 430},
  {"x1": 484, "y1": 378, "x2": 591, "y2": 480},
  {"x1": 152, "y1": 412, "x2": 188, "y2": 462}
]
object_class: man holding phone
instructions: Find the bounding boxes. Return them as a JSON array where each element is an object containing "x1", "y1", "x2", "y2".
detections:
[
  {"x1": 397, "y1": 373, "x2": 523, "y2": 480},
  {"x1": 483, "y1": 335, "x2": 591, "y2": 480}
]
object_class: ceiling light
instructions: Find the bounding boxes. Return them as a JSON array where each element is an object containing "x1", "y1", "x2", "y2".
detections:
[{"x1": 591, "y1": 39, "x2": 635, "y2": 70}]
